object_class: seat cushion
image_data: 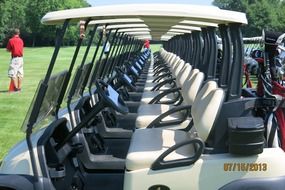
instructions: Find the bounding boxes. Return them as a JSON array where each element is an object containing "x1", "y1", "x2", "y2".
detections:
[
  {"x1": 140, "y1": 91, "x2": 174, "y2": 104},
  {"x1": 143, "y1": 82, "x2": 171, "y2": 92},
  {"x1": 126, "y1": 128, "x2": 195, "y2": 170},
  {"x1": 147, "y1": 70, "x2": 154, "y2": 77},
  {"x1": 136, "y1": 104, "x2": 184, "y2": 128}
]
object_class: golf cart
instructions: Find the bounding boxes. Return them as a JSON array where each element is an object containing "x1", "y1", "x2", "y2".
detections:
[
  {"x1": 0, "y1": 3, "x2": 285, "y2": 190},
  {"x1": 243, "y1": 36, "x2": 264, "y2": 75}
]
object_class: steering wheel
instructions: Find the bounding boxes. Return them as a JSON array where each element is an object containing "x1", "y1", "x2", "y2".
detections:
[
  {"x1": 115, "y1": 67, "x2": 137, "y2": 91},
  {"x1": 95, "y1": 80, "x2": 129, "y2": 115}
]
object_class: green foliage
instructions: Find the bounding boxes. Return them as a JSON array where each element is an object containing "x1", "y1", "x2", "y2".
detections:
[
  {"x1": 213, "y1": 0, "x2": 285, "y2": 36},
  {"x1": 213, "y1": 0, "x2": 247, "y2": 12},
  {"x1": 0, "y1": 0, "x2": 90, "y2": 47}
]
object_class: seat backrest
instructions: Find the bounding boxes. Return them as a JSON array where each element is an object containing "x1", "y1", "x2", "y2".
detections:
[
  {"x1": 170, "y1": 59, "x2": 183, "y2": 74},
  {"x1": 165, "y1": 53, "x2": 175, "y2": 64},
  {"x1": 165, "y1": 52, "x2": 173, "y2": 59},
  {"x1": 173, "y1": 60, "x2": 185, "y2": 76},
  {"x1": 173, "y1": 55, "x2": 181, "y2": 63},
  {"x1": 167, "y1": 54, "x2": 178, "y2": 67},
  {"x1": 182, "y1": 70, "x2": 204, "y2": 105},
  {"x1": 177, "y1": 63, "x2": 192, "y2": 87},
  {"x1": 191, "y1": 81, "x2": 225, "y2": 141}
]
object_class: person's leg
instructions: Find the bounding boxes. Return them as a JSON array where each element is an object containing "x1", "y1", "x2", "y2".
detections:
[
  {"x1": 12, "y1": 77, "x2": 19, "y2": 89},
  {"x1": 8, "y1": 59, "x2": 17, "y2": 91},
  {"x1": 17, "y1": 58, "x2": 24, "y2": 91},
  {"x1": 17, "y1": 76, "x2": 22, "y2": 90}
]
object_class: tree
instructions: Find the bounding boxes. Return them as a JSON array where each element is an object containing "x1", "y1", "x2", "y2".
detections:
[
  {"x1": 25, "y1": 0, "x2": 89, "y2": 47},
  {"x1": 213, "y1": 0, "x2": 285, "y2": 37},
  {"x1": 212, "y1": 0, "x2": 247, "y2": 12},
  {"x1": 0, "y1": 0, "x2": 90, "y2": 47},
  {"x1": 247, "y1": 0, "x2": 275, "y2": 34},
  {"x1": 0, "y1": 0, "x2": 27, "y2": 46}
]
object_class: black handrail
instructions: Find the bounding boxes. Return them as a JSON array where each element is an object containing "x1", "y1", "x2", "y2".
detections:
[
  {"x1": 188, "y1": 34, "x2": 194, "y2": 65},
  {"x1": 207, "y1": 26, "x2": 218, "y2": 80},
  {"x1": 226, "y1": 23, "x2": 244, "y2": 101},
  {"x1": 218, "y1": 24, "x2": 232, "y2": 90},
  {"x1": 200, "y1": 28, "x2": 210, "y2": 74}
]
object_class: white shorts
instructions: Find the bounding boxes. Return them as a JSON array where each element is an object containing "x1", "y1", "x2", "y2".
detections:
[{"x1": 8, "y1": 57, "x2": 24, "y2": 78}]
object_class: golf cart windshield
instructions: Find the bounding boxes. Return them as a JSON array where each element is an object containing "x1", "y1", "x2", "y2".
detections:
[
  {"x1": 21, "y1": 70, "x2": 68, "y2": 132},
  {"x1": 66, "y1": 62, "x2": 93, "y2": 101}
]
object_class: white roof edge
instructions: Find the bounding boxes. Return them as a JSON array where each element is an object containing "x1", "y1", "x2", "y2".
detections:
[
  {"x1": 126, "y1": 31, "x2": 150, "y2": 35},
  {"x1": 169, "y1": 29, "x2": 192, "y2": 33},
  {"x1": 118, "y1": 28, "x2": 150, "y2": 32},
  {"x1": 166, "y1": 32, "x2": 184, "y2": 35},
  {"x1": 106, "y1": 24, "x2": 148, "y2": 29},
  {"x1": 97, "y1": 24, "x2": 149, "y2": 30},
  {"x1": 90, "y1": 19, "x2": 144, "y2": 25},
  {"x1": 171, "y1": 25, "x2": 201, "y2": 31},
  {"x1": 41, "y1": 4, "x2": 247, "y2": 25},
  {"x1": 137, "y1": 35, "x2": 152, "y2": 40},
  {"x1": 161, "y1": 35, "x2": 173, "y2": 41},
  {"x1": 180, "y1": 20, "x2": 218, "y2": 27}
]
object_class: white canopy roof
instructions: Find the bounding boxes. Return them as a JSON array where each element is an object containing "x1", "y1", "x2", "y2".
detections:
[
  {"x1": 125, "y1": 31, "x2": 150, "y2": 35},
  {"x1": 180, "y1": 20, "x2": 218, "y2": 27},
  {"x1": 168, "y1": 29, "x2": 192, "y2": 34},
  {"x1": 42, "y1": 3, "x2": 247, "y2": 41},
  {"x1": 171, "y1": 25, "x2": 201, "y2": 31},
  {"x1": 103, "y1": 23, "x2": 148, "y2": 29},
  {"x1": 118, "y1": 28, "x2": 150, "y2": 32},
  {"x1": 160, "y1": 35, "x2": 174, "y2": 41},
  {"x1": 134, "y1": 35, "x2": 152, "y2": 39},
  {"x1": 91, "y1": 18, "x2": 144, "y2": 25}
]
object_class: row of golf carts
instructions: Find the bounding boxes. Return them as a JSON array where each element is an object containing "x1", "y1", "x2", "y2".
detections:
[{"x1": 0, "y1": 3, "x2": 285, "y2": 190}]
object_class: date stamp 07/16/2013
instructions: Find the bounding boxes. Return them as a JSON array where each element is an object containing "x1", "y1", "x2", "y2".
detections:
[{"x1": 223, "y1": 163, "x2": 267, "y2": 172}]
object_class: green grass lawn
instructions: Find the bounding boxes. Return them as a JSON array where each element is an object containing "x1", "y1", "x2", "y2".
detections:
[
  {"x1": 0, "y1": 44, "x2": 161, "y2": 160},
  {"x1": 0, "y1": 47, "x2": 80, "y2": 160}
]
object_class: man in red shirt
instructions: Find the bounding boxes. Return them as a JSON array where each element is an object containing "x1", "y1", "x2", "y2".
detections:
[
  {"x1": 144, "y1": 39, "x2": 150, "y2": 49},
  {"x1": 6, "y1": 28, "x2": 24, "y2": 91}
]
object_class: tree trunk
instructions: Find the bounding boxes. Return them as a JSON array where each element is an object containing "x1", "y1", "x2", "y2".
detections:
[{"x1": 32, "y1": 35, "x2": 36, "y2": 47}]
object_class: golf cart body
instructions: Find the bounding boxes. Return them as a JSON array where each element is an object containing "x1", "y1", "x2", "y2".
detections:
[{"x1": 0, "y1": 3, "x2": 285, "y2": 190}]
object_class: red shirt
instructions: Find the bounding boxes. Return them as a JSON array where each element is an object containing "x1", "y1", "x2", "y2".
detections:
[
  {"x1": 144, "y1": 40, "x2": 150, "y2": 48},
  {"x1": 6, "y1": 35, "x2": 24, "y2": 57}
]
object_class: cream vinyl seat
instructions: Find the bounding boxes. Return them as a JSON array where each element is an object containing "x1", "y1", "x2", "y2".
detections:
[
  {"x1": 145, "y1": 52, "x2": 177, "y2": 81},
  {"x1": 143, "y1": 57, "x2": 184, "y2": 92},
  {"x1": 145, "y1": 53, "x2": 181, "y2": 91},
  {"x1": 135, "y1": 70, "x2": 204, "y2": 129},
  {"x1": 126, "y1": 128, "x2": 195, "y2": 170},
  {"x1": 140, "y1": 63, "x2": 193, "y2": 104},
  {"x1": 126, "y1": 81, "x2": 225, "y2": 171}
]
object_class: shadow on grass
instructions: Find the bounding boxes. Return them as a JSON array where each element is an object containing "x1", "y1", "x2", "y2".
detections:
[{"x1": 0, "y1": 90, "x2": 9, "y2": 93}]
